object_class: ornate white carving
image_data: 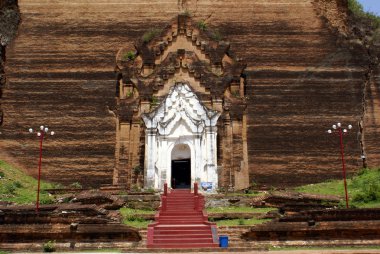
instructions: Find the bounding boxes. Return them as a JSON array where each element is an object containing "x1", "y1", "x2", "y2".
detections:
[
  {"x1": 142, "y1": 83, "x2": 220, "y2": 191},
  {"x1": 142, "y1": 83, "x2": 220, "y2": 135}
]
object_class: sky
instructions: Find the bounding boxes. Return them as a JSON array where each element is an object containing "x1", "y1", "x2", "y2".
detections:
[{"x1": 357, "y1": 0, "x2": 380, "y2": 16}]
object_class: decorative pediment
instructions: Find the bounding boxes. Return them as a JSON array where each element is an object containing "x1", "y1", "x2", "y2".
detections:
[
  {"x1": 142, "y1": 83, "x2": 220, "y2": 135},
  {"x1": 115, "y1": 14, "x2": 248, "y2": 124},
  {"x1": 115, "y1": 14, "x2": 246, "y2": 98}
]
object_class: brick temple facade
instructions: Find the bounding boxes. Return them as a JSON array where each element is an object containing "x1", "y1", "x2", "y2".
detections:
[
  {"x1": 114, "y1": 15, "x2": 249, "y2": 191},
  {"x1": 1, "y1": 0, "x2": 379, "y2": 188}
]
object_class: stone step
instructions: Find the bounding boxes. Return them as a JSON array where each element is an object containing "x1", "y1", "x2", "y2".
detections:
[
  {"x1": 160, "y1": 211, "x2": 202, "y2": 215},
  {"x1": 158, "y1": 215, "x2": 204, "y2": 219},
  {"x1": 149, "y1": 191, "x2": 215, "y2": 248},
  {"x1": 156, "y1": 220, "x2": 206, "y2": 224},
  {"x1": 154, "y1": 234, "x2": 212, "y2": 239},
  {"x1": 147, "y1": 243, "x2": 219, "y2": 249},
  {"x1": 154, "y1": 229, "x2": 211, "y2": 234},
  {"x1": 153, "y1": 238, "x2": 214, "y2": 244}
]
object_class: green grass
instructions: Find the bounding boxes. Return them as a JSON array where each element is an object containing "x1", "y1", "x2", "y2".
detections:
[
  {"x1": 0, "y1": 160, "x2": 56, "y2": 204},
  {"x1": 119, "y1": 207, "x2": 155, "y2": 229},
  {"x1": 122, "y1": 219, "x2": 152, "y2": 229},
  {"x1": 225, "y1": 191, "x2": 265, "y2": 197},
  {"x1": 206, "y1": 206, "x2": 275, "y2": 214},
  {"x1": 296, "y1": 168, "x2": 380, "y2": 208},
  {"x1": 214, "y1": 218, "x2": 270, "y2": 227},
  {"x1": 348, "y1": 0, "x2": 380, "y2": 29},
  {"x1": 120, "y1": 207, "x2": 155, "y2": 215},
  {"x1": 296, "y1": 179, "x2": 348, "y2": 197}
]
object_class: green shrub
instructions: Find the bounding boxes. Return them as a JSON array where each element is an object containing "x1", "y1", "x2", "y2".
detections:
[
  {"x1": 238, "y1": 218, "x2": 245, "y2": 225},
  {"x1": 0, "y1": 171, "x2": 5, "y2": 178},
  {"x1": 297, "y1": 167, "x2": 380, "y2": 207},
  {"x1": 40, "y1": 195, "x2": 55, "y2": 205},
  {"x1": 197, "y1": 20, "x2": 207, "y2": 31},
  {"x1": 352, "y1": 174, "x2": 380, "y2": 203},
  {"x1": 43, "y1": 240, "x2": 56, "y2": 252},
  {"x1": 122, "y1": 51, "x2": 135, "y2": 61},
  {"x1": 131, "y1": 184, "x2": 140, "y2": 192},
  {"x1": 142, "y1": 28, "x2": 161, "y2": 43},
  {"x1": 150, "y1": 96, "x2": 158, "y2": 106},
  {"x1": 210, "y1": 30, "x2": 223, "y2": 41},
  {"x1": 5, "y1": 183, "x2": 16, "y2": 194},
  {"x1": 13, "y1": 181, "x2": 22, "y2": 188},
  {"x1": 348, "y1": 0, "x2": 380, "y2": 29},
  {"x1": 373, "y1": 28, "x2": 380, "y2": 43},
  {"x1": 348, "y1": 0, "x2": 364, "y2": 15},
  {"x1": 144, "y1": 187, "x2": 155, "y2": 193},
  {"x1": 70, "y1": 182, "x2": 82, "y2": 189},
  {"x1": 133, "y1": 165, "x2": 142, "y2": 175}
]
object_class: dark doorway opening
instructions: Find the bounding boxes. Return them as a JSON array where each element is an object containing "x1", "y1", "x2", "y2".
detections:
[{"x1": 171, "y1": 159, "x2": 191, "y2": 189}]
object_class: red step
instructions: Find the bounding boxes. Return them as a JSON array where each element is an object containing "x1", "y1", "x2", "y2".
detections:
[
  {"x1": 153, "y1": 234, "x2": 212, "y2": 239},
  {"x1": 148, "y1": 243, "x2": 219, "y2": 249},
  {"x1": 147, "y1": 189, "x2": 219, "y2": 249}
]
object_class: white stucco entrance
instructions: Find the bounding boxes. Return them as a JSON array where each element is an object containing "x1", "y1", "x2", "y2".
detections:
[{"x1": 142, "y1": 83, "x2": 220, "y2": 191}]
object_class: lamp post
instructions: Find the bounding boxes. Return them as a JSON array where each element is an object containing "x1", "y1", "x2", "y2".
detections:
[
  {"x1": 327, "y1": 122, "x2": 352, "y2": 208},
  {"x1": 28, "y1": 125, "x2": 55, "y2": 213}
]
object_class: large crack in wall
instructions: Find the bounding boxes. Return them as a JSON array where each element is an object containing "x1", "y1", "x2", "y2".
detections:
[
  {"x1": 0, "y1": 0, "x2": 20, "y2": 129},
  {"x1": 313, "y1": 0, "x2": 380, "y2": 168}
]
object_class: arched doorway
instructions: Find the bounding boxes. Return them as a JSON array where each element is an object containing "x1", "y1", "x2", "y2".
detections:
[{"x1": 171, "y1": 144, "x2": 191, "y2": 189}]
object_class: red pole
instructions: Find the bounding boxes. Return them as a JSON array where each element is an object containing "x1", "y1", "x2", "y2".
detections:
[
  {"x1": 36, "y1": 132, "x2": 44, "y2": 213},
  {"x1": 164, "y1": 183, "x2": 167, "y2": 196},
  {"x1": 162, "y1": 196, "x2": 167, "y2": 211},
  {"x1": 194, "y1": 182, "x2": 198, "y2": 196},
  {"x1": 339, "y1": 129, "x2": 349, "y2": 208},
  {"x1": 194, "y1": 195, "x2": 199, "y2": 211}
]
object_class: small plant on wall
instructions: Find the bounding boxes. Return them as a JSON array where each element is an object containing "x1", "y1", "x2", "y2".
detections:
[
  {"x1": 142, "y1": 28, "x2": 161, "y2": 43},
  {"x1": 209, "y1": 29, "x2": 223, "y2": 41},
  {"x1": 122, "y1": 51, "x2": 136, "y2": 61},
  {"x1": 42, "y1": 240, "x2": 56, "y2": 252},
  {"x1": 183, "y1": 10, "x2": 191, "y2": 17},
  {"x1": 197, "y1": 20, "x2": 207, "y2": 31},
  {"x1": 70, "y1": 182, "x2": 82, "y2": 189},
  {"x1": 133, "y1": 165, "x2": 143, "y2": 176},
  {"x1": 150, "y1": 96, "x2": 159, "y2": 106},
  {"x1": 231, "y1": 90, "x2": 240, "y2": 98}
]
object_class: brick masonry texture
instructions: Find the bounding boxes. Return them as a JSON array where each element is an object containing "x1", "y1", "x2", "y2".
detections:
[{"x1": 1, "y1": 0, "x2": 378, "y2": 187}]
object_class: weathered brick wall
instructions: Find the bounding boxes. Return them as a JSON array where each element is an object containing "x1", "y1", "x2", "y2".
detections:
[{"x1": 1, "y1": 0, "x2": 376, "y2": 187}]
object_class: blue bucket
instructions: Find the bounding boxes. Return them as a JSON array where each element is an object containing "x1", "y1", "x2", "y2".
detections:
[{"x1": 219, "y1": 235, "x2": 228, "y2": 248}]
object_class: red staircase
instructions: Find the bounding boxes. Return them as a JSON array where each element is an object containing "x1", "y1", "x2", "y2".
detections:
[{"x1": 147, "y1": 183, "x2": 219, "y2": 249}]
